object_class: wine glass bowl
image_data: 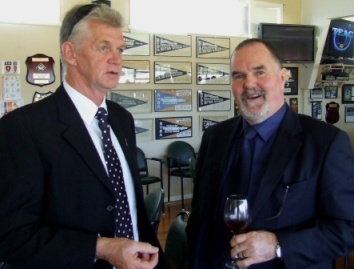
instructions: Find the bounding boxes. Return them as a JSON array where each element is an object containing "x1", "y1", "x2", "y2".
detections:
[{"x1": 224, "y1": 194, "x2": 250, "y2": 269}]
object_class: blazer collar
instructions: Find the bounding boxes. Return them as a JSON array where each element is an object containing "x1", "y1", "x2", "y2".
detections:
[{"x1": 53, "y1": 85, "x2": 116, "y2": 197}]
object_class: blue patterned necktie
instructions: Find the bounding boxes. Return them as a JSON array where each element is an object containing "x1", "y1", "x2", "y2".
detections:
[{"x1": 95, "y1": 107, "x2": 134, "y2": 239}]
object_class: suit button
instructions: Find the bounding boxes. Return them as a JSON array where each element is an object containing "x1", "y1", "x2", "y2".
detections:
[{"x1": 106, "y1": 205, "x2": 114, "y2": 211}]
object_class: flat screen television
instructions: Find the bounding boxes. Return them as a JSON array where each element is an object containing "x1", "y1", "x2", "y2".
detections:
[
  {"x1": 322, "y1": 19, "x2": 354, "y2": 59},
  {"x1": 258, "y1": 23, "x2": 315, "y2": 63}
]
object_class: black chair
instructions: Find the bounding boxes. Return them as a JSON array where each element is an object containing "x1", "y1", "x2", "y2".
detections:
[
  {"x1": 166, "y1": 141, "x2": 196, "y2": 209},
  {"x1": 164, "y1": 210, "x2": 190, "y2": 269},
  {"x1": 144, "y1": 188, "x2": 165, "y2": 234},
  {"x1": 137, "y1": 147, "x2": 164, "y2": 195}
]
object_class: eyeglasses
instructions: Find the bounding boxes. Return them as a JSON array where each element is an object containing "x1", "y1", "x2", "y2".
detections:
[
  {"x1": 67, "y1": 4, "x2": 99, "y2": 38},
  {"x1": 265, "y1": 185, "x2": 289, "y2": 220}
]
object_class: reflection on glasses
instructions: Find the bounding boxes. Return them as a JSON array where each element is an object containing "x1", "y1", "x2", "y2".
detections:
[
  {"x1": 67, "y1": 4, "x2": 99, "y2": 38},
  {"x1": 265, "y1": 185, "x2": 289, "y2": 220}
]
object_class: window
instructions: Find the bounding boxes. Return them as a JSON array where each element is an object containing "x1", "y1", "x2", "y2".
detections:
[
  {"x1": 0, "y1": 0, "x2": 60, "y2": 25},
  {"x1": 129, "y1": 0, "x2": 250, "y2": 36}
]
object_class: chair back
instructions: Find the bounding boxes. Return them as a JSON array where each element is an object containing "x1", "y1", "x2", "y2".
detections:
[
  {"x1": 165, "y1": 210, "x2": 190, "y2": 269},
  {"x1": 144, "y1": 188, "x2": 164, "y2": 234},
  {"x1": 137, "y1": 147, "x2": 148, "y2": 176},
  {"x1": 166, "y1": 141, "x2": 195, "y2": 168}
]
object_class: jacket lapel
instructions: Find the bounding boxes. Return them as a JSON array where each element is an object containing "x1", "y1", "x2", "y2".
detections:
[
  {"x1": 54, "y1": 86, "x2": 115, "y2": 196},
  {"x1": 251, "y1": 107, "x2": 303, "y2": 220}
]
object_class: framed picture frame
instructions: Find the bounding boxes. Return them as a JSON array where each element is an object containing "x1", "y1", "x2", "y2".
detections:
[
  {"x1": 199, "y1": 115, "x2": 228, "y2": 134},
  {"x1": 197, "y1": 90, "x2": 231, "y2": 111},
  {"x1": 310, "y1": 87, "x2": 324, "y2": 99},
  {"x1": 154, "y1": 61, "x2": 192, "y2": 84},
  {"x1": 196, "y1": 36, "x2": 230, "y2": 58},
  {"x1": 345, "y1": 106, "x2": 354, "y2": 123},
  {"x1": 342, "y1": 84, "x2": 354, "y2": 104},
  {"x1": 134, "y1": 118, "x2": 153, "y2": 141},
  {"x1": 154, "y1": 34, "x2": 192, "y2": 57},
  {"x1": 324, "y1": 86, "x2": 338, "y2": 99},
  {"x1": 109, "y1": 90, "x2": 152, "y2": 113},
  {"x1": 119, "y1": 60, "x2": 150, "y2": 84},
  {"x1": 155, "y1": 116, "x2": 192, "y2": 139},
  {"x1": 289, "y1": 97, "x2": 298, "y2": 113},
  {"x1": 154, "y1": 89, "x2": 192, "y2": 112},
  {"x1": 284, "y1": 67, "x2": 298, "y2": 95},
  {"x1": 311, "y1": 101, "x2": 322, "y2": 120},
  {"x1": 122, "y1": 32, "x2": 150, "y2": 56},
  {"x1": 197, "y1": 63, "x2": 230, "y2": 85}
]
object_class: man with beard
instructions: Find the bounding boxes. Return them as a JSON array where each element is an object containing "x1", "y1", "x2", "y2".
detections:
[{"x1": 186, "y1": 38, "x2": 354, "y2": 269}]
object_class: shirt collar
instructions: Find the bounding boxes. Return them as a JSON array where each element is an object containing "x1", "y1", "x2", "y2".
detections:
[
  {"x1": 63, "y1": 80, "x2": 107, "y2": 125},
  {"x1": 242, "y1": 104, "x2": 287, "y2": 141}
]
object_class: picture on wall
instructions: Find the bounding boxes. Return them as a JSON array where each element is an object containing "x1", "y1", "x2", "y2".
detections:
[
  {"x1": 199, "y1": 115, "x2": 228, "y2": 134},
  {"x1": 197, "y1": 63, "x2": 230, "y2": 85},
  {"x1": 342, "y1": 84, "x2": 354, "y2": 104},
  {"x1": 154, "y1": 89, "x2": 192, "y2": 112},
  {"x1": 154, "y1": 61, "x2": 192, "y2": 84},
  {"x1": 134, "y1": 118, "x2": 153, "y2": 141},
  {"x1": 155, "y1": 116, "x2": 192, "y2": 139},
  {"x1": 310, "y1": 87, "x2": 324, "y2": 99},
  {"x1": 324, "y1": 86, "x2": 338, "y2": 99},
  {"x1": 197, "y1": 90, "x2": 231, "y2": 111},
  {"x1": 289, "y1": 97, "x2": 298, "y2": 113},
  {"x1": 284, "y1": 67, "x2": 298, "y2": 95},
  {"x1": 345, "y1": 106, "x2": 354, "y2": 123},
  {"x1": 311, "y1": 101, "x2": 322, "y2": 120},
  {"x1": 196, "y1": 36, "x2": 230, "y2": 58},
  {"x1": 119, "y1": 60, "x2": 150, "y2": 84},
  {"x1": 122, "y1": 32, "x2": 150, "y2": 56},
  {"x1": 154, "y1": 34, "x2": 192, "y2": 57},
  {"x1": 109, "y1": 90, "x2": 152, "y2": 113}
]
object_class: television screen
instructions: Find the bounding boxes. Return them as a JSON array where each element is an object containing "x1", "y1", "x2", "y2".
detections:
[
  {"x1": 258, "y1": 23, "x2": 315, "y2": 63},
  {"x1": 322, "y1": 19, "x2": 354, "y2": 59}
]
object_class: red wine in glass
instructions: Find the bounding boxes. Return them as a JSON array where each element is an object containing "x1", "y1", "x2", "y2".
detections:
[{"x1": 224, "y1": 194, "x2": 250, "y2": 269}]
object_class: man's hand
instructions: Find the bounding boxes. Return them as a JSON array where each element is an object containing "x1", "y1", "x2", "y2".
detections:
[
  {"x1": 230, "y1": 231, "x2": 278, "y2": 268},
  {"x1": 96, "y1": 237, "x2": 159, "y2": 269}
]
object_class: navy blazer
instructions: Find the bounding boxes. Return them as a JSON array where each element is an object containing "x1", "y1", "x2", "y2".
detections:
[
  {"x1": 187, "y1": 105, "x2": 354, "y2": 269},
  {"x1": 0, "y1": 85, "x2": 167, "y2": 269}
]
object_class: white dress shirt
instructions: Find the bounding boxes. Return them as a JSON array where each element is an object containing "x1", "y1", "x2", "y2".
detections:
[{"x1": 63, "y1": 80, "x2": 139, "y2": 241}]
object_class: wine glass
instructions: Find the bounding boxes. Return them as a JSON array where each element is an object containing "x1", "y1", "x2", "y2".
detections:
[{"x1": 224, "y1": 194, "x2": 251, "y2": 269}]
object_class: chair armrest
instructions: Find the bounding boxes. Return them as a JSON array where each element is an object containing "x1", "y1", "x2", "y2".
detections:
[{"x1": 147, "y1": 157, "x2": 165, "y2": 164}]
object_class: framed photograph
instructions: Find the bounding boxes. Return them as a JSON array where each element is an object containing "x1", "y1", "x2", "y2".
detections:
[
  {"x1": 119, "y1": 60, "x2": 150, "y2": 84},
  {"x1": 134, "y1": 118, "x2": 153, "y2": 141},
  {"x1": 155, "y1": 116, "x2": 192, "y2": 140},
  {"x1": 154, "y1": 89, "x2": 192, "y2": 112},
  {"x1": 342, "y1": 84, "x2": 354, "y2": 104},
  {"x1": 310, "y1": 87, "x2": 324, "y2": 99},
  {"x1": 311, "y1": 101, "x2": 322, "y2": 120},
  {"x1": 345, "y1": 106, "x2": 354, "y2": 123},
  {"x1": 324, "y1": 86, "x2": 338, "y2": 99},
  {"x1": 199, "y1": 115, "x2": 228, "y2": 134},
  {"x1": 197, "y1": 63, "x2": 230, "y2": 85},
  {"x1": 196, "y1": 36, "x2": 230, "y2": 58},
  {"x1": 154, "y1": 61, "x2": 192, "y2": 84},
  {"x1": 289, "y1": 97, "x2": 298, "y2": 113},
  {"x1": 154, "y1": 34, "x2": 192, "y2": 57},
  {"x1": 197, "y1": 90, "x2": 231, "y2": 111},
  {"x1": 109, "y1": 90, "x2": 152, "y2": 113},
  {"x1": 284, "y1": 67, "x2": 298, "y2": 95},
  {"x1": 122, "y1": 32, "x2": 150, "y2": 56}
]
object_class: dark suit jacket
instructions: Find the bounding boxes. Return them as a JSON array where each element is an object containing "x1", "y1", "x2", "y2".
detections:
[
  {"x1": 187, "y1": 105, "x2": 354, "y2": 269},
  {"x1": 0, "y1": 85, "x2": 167, "y2": 269}
]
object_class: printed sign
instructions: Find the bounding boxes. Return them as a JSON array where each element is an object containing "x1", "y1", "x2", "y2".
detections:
[
  {"x1": 1, "y1": 61, "x2": 20, "y2": 75},
  {"x1": 154, "y1": 34, "x2": 192, "y2": 57},
  {"x1": 155, "y1": 117, "x2": 192, "y2": 139},
  {"x1": 197, "y1": 90, "x2": 231, "y2": 111},
  {"x1": 154, "y1": 89, "x2": 192, "y2": 112}
]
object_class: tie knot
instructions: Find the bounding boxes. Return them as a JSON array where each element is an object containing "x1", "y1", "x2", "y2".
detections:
[
  {"x1": 95, "y1": 107, "x2": 108, "y2": 122},
  {"x1": 244, "y1": 126, "x2": 257, "y2": 140}
]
